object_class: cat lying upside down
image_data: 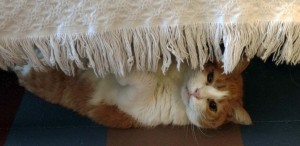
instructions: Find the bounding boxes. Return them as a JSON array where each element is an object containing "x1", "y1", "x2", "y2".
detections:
[{"x1": 13, "y1": 60, "x2": 252, "y2": 129}]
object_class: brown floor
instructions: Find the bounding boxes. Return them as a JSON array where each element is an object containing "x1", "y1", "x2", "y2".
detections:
[{"x1": 107, "y1": 124, "x2": 243, "y2": 146}]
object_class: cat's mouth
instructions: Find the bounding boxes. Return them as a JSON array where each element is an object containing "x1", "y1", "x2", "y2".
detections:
[
  {"x1": 185, "y1": 86, "x2": 190, "y2": 97},
  {"x1": 184, "y1": 86, "x2": 191, "y2": 105},
  {"x1": 185, "y1": 86, "x2": 193, "y2": 103}
]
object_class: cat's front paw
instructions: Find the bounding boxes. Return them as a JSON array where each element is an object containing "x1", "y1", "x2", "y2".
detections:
[{"x1": 116, "y1": 76, "x2": 128, "y2": 86}]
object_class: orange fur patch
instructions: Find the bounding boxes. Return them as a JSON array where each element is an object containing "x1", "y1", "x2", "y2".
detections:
[{"x1": 18, "y1": 68, "x2": 140, "y2": 128}]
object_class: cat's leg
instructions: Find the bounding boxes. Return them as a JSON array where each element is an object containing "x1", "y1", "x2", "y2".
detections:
[
  {"x1": 89, "y1": 71, "x2": 158, "y2": 124},
  {"x1": 11, "y1": 64, "x2": 37, "y2": 89},
  {"x1": 108, "y1": 71, "x2": 158, "y2": 113},
  {"x1": 116, "y1": 71, "x2": 158, "y2": 87},
  {"x1": 12, "y1": 64, "x2": 72, "y2": 105},
  {"x1": 87, "y1": 71, "x2": 158, "y2": 111},
  {"x1": 114, "y1": 71, "x2": 158, "y2": 103}
]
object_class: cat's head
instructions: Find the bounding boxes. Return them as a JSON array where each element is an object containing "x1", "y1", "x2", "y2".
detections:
[{"x1": 181, "y1": 59, "x2": 252, "y2": 128}]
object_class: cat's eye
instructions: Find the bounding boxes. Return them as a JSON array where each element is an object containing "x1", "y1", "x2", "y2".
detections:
[
  {"x1": 209, "y1": 100, "x2": 217, "y2": 112},
  {"x1": 207, "y1": 72, "x2": 214, "y2": 84}
]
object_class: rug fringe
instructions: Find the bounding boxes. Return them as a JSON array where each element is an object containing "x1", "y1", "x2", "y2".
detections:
[{"x1": 1, "y1": 22, "x2": 300, "y2": 76}]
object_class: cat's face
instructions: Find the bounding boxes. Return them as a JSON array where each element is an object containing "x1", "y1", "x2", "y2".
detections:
[{"x1": 181, "y1": 60, "x2": 252, "y2": 128}]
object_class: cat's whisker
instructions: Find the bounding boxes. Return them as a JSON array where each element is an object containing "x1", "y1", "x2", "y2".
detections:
[
  {"x1": 190, "y1": 125, "x2": 200, "y2": 145},
  {"x1": 196, "y1": 126, "x2": 212, "y2": 137},
  {"x1": 199, "y1": 110, "x2": 208, "y2": 121},
  {"x1": 184, "y1": 125, "x2": 190, "y2": 138}
]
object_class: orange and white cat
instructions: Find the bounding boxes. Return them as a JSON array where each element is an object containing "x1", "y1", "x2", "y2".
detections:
[{"x1": 13, "y1": 59, "x2": 252, "y2": 129}]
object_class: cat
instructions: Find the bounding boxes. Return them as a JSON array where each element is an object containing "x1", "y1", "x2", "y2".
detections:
[{"x1": 13, "y1": 59, "x2": 252, "y2": 129}]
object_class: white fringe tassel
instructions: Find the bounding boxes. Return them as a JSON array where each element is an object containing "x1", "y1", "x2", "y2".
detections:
[{"x1": 1, "y1": 22, "x2": 300, "y2": 76}]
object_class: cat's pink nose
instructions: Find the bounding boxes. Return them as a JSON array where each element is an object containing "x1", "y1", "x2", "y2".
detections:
[{"x1": 192, "y1": 88, "x2": 201, "y2": 99}]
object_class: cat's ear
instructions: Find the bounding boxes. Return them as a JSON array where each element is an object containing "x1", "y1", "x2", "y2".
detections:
[
  {"x1": 228, "y1": 103, "x2": 252, "y2": 125},
  {"x1": 230, "y1": 56, "x2": 250, "y2": 75}
]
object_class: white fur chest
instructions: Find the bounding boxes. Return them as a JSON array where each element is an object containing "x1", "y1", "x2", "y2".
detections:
[
  {"x1": 117, "y1": 81, "x2": 189, "y2": 126},
  {"x1": 89, "y1": 74, "x2": 190, "y2": 127}
]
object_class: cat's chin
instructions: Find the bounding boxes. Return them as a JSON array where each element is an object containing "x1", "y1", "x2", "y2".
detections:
[{"x1": 185, "y1": 109, "x2": 202, "y2": 127}]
